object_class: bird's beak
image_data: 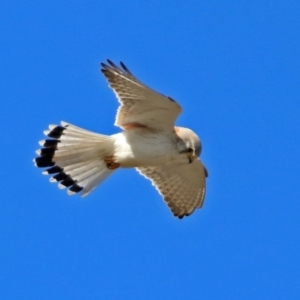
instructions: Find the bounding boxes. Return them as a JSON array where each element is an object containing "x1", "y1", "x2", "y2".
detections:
[{"x1": 187, "y1": 151, "x2": 196, "y2": 163}]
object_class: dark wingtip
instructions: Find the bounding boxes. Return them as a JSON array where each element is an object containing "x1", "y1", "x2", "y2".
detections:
[
  {"x1": 106, "y1": 59, "x2": 119, "y2": 69},
  {"x1": 106, "y1": 58, "x2": 113, "y2": 65},
  {"x1": 204, "y1": 166, "x2": 209, "y2": 178},
  {"x1": 120, "y1": 61, "x2": 132, "y2": 75},
  {"x1": 101, "y1": 59, "x2": 133, "y2": 78},
  {"x1": 172, "y1": 209, "x2": 191, "y2": 219},
  {"x1": 167, "y1": 96, "x2": 176, "y2": 103},
  {"x1": 100, "y1": 62, "x2": 108, "y2": 69},
  {"x1": 101, "y1": 60, "x2": 115, "y2": 74}
]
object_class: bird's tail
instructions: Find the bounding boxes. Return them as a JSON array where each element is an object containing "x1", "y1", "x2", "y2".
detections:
[{"x1": 34, "y1": 121, "x2": 116, "y2": 197}]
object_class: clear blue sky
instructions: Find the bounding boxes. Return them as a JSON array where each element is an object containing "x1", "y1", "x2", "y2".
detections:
[{"x1": 1, "y1": 1, "x2": 300, "y2": 299}]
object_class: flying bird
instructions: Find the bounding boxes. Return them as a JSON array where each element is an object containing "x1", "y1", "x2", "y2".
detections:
[{"x1": 34, "y1": 60, "x2": 208, "y2": 218}]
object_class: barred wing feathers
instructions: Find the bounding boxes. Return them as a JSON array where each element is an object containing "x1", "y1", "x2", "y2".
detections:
[
  {"x1": 101, "y1": 60, "x2": 182, "y2": 131},
  {"x1": 137, "y1": 159, "x2": 207, "y2": 218}
]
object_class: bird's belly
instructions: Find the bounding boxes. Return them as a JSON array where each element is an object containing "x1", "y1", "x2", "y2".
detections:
[{"x1": 112, "y1": 131, "x2": 178, "y2": 168}]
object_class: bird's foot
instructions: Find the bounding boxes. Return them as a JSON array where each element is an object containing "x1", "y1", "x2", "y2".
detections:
[{"x1": 104, "y1": 156, "x2": 120, "y2": 170}]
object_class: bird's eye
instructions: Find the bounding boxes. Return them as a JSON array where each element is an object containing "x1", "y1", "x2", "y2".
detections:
[{"x1": 187, "y1": 147, "x2": 193, "y2": 153}]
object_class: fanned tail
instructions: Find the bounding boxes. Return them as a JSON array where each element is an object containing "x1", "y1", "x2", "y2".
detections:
[{"x1": 34, "y1": 121, "x2": 116, "y2": 197}]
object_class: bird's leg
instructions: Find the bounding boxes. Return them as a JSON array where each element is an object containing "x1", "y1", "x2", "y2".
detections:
[{"x1": 104, "y1": 156, "x2": 120, "y2": 170}]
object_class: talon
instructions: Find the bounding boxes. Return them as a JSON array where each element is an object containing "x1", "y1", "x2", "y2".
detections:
[{"x1": 104, "y1": 156, "x2": 120, "y2": 170}]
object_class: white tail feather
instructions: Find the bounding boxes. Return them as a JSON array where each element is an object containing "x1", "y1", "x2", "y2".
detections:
[{"x1": 35, "y1": 121, "x2": 117, "y2": 196}]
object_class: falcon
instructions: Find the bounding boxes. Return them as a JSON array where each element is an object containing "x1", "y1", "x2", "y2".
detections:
[{"x1": 34, "y1": 60, "x2": 208, "y2": 218}]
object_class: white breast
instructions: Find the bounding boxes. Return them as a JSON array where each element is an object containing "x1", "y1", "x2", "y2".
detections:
[{"x1": 112, "y1": 130, "x2": 179, "y2": 168}]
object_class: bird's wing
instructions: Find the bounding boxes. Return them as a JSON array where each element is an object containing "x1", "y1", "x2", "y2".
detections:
[
  {"x1": 137, "y1": 159, "x2": 208, "y2": 218},
  {"x1": 101, "y1": 60, "x2": 182, "y2": 131}
]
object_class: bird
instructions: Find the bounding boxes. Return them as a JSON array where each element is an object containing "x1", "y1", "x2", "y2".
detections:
[{"x1": 34, "y1": 59, "x2": 208, "y2": 218}]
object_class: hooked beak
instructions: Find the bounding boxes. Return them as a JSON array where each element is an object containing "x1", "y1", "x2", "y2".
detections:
[{"x1": 187, "y1": 149, "x2": 196, "y2": 163}]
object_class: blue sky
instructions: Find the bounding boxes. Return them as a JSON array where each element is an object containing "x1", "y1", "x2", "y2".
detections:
[{"x1": 1, "y1": 1, "x2": 300, "y2": 299}]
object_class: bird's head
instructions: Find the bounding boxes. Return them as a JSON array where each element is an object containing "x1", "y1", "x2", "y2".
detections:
[{"x1": 175, "y1": 127, "x2": 202, "y2": 163}]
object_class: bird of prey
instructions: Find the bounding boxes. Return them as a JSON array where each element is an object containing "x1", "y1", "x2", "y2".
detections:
[{"x1": 34, "y1": 59, "x2": 208, "y2": 218}]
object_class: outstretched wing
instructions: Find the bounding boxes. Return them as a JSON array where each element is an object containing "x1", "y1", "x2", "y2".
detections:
[
  {"x1": 101, "y1": 60, "x2": 182, "y2": 131},
  {"x1": 137, "y1": 159, "x2": 207, "y2": 218}
]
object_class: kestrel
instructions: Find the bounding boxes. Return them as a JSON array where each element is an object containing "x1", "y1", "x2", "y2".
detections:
[{"x1": 34, "y1": 60, "x2": 208, "y2": 218}]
